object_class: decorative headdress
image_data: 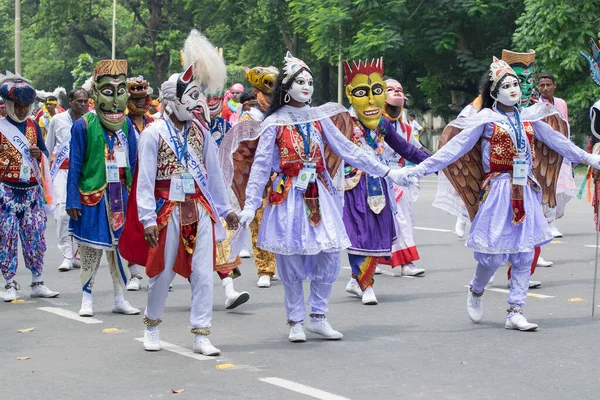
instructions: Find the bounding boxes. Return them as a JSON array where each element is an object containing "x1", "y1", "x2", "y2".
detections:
[
  {"x1": 245, "y1": 66, "x2": 279, "y2": 94},
  {"x1": 180, "y1": 29, "x2": 227, "y2": 95},
  {"x1": 127, "y1": 76, "x2": 153, "y2": 98},
  {"x1": 0, "y1": 74, "x2": 36, "y2": 105},
  {"x1": 92, "y1": 60, "x2": 127, "y2": 80},
  {"x1": 282, "y1": 51, "x2": 310, "y2": 85},
  {"x1": 501, "y1": 49, "x2": 536, "y2": 68},
  {"x1": 489, "y1": 56, "x2": 517, "y2": 91},
  {"x1": 580, "y1": 37, "x2": 600, "y2": 87},
  {"x1": 343, "y1": 58, "x2": 384, "y2": 86}
]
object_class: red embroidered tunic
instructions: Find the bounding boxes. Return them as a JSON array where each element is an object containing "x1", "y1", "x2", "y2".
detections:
[{"x1": 0, "y1": 119, "x2": 39, "y2": 184}]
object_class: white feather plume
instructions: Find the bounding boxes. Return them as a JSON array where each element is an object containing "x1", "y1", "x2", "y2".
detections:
[
  {"x1": 182, "y1": 29, "x2": 227, "y2": 95},
  {"x1": 53, "y1": 86, "x2": 67, "y2": 97},
  {"x1": 82, "y1": 76, "x2": 94, "y2": 92}
]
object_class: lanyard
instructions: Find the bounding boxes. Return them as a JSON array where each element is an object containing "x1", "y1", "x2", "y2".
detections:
[
  {"x1": 498, "y1": 107, "x2": 525, "y2": 153},
  {"x1": 295, "y1": 123, "x2": 311, "y2": 161},
  {"x1": 166, "y1": 120, "x2": 189, "y2": 166}
]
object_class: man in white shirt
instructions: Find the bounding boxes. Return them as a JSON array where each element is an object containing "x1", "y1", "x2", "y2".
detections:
[
  {"x1": 46, "y1": 87, "x2": 89, "y2": 271},
  {"x1": 407, "y1": 113, "x2": 424, "y2": 141}
]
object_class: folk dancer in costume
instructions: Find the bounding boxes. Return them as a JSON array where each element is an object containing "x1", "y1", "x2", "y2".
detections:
[
  {"x1": 538, "y1": 72, "x2": 575, "y2": 238},
  {"x1": 402, "y1": 57, "x2": 600, "y2": 331},
  {"x1": 195, "y1": 50, "x2": 250, "y2": 310},
  {"x1": 122, "y1": 30, "x2": 238, "y2": 355},
  {"x1": 46, "y1": 87, "x2": 90, "y2": 272},
  {"x1": 0, "y1": 74, "x2": 59, "y2": 301},
  {"x1": 377, "y1": 78, "x2": 427, "y2": 278},
  {"x1": 234, "y1": 52, "x2": 408, "y2": 341},
  {"x1": 125, "y1": 76, "x2": 155, "y2": 291},
  {"x1": 341, "y1": 60, "x2": 429, "y2": 306},
  {"x1": 66, "y1": 60, "x2": 140, "y2": 317},
  {"x1": 241, "y1": 65, "x2": 279, "y2": 288}
]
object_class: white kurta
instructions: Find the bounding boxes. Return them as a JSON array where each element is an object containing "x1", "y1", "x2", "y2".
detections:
[{"x1": 46, "y1": 110, "x2": 75, "y2": 260}]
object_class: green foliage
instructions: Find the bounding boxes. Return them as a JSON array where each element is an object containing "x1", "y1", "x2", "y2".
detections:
[
  {"x1": 513, "y1": 0, "x2": 600, "y2": 145},
  {"x1": 71, "y1": 53, "x2": 94, "y2": 88}
]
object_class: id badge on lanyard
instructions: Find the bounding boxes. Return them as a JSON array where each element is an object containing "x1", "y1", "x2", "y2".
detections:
[
  {"x1": 19, "y1": 163, "x2": 31, "y2": 182},
  {"x1": 106, "y1": 161, "x2": 120, "y2": 183},
  {"x1": 295, "y1": 163, "x2": 316, "y2": 193},
  {"x1": 114, "y1": 146, "x2": 127, "y2": 168},
  {"x1": 181, "y1": 172, "x2": 195, "y2": 194},
  {"x1": 512, "y1": 156, "x2": 528, "y2": 186}
]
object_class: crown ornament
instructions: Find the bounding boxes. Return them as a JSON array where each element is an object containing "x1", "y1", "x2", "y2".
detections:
[
  {"x1": 489, "y1": 56, "x2": 516, "y2": 91},
  {"x1": 343, "y1": 58, "x2": 384, "y2": 86},
  {"x1": 282, "y1": 51, "x2": 311, "y2": 85}
]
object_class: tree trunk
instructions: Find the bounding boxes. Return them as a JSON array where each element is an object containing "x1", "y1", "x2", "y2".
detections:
[
  {"x1": 147, "y1": 0, "x2": 168, "y2": 86},
  {"x1": 319, "y1": 62, "x2": 330, "y2": 103}
]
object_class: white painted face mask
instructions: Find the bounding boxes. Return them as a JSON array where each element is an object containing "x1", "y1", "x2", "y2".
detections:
[
  {"x1": 287, "y1": 70, "x2": 314, "y2": 104},
  {"x1": 496, "y1": 75, "x2": 521, "y2": 107}
]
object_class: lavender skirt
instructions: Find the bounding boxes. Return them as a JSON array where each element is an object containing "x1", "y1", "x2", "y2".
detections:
[
  {"x1": 467, "y1": 173, "x2": 553, "y2": 254},
  {"x1": 343, "y1": 174, "x2": 395, "y2": 257}
]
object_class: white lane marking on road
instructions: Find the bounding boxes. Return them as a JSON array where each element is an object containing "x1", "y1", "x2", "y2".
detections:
[
  {"x1": 464, "y1": 285, "x2": 554, "y2": 299},
  {"x1": 38, "y1": 307, "x2": 103, "y2": 324},
  {"x1": 585, "y1": 245, "x2": 600, "y2": 248},
  {"x1": 134, "y1": 338, "x2": 215, "y2": 361},
  {"x1": 260, "y1": 377, "x2": 351, "y2": 400},
  {"x1": 341, "y1": 266, "x2": 414, "y2": 278},
  {"x1": 414, "y1": 226, "x2": 453, "y2": 233}
]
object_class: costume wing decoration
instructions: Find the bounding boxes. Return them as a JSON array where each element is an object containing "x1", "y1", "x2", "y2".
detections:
[
  {"x1": 327, "y1": 111, "x2": 355, "y2": 178},
  {"x1": 532, "y1": 114, "x2": 568, "y2": 207},
  {"x1": 580, "y1": 37, "x2": 600, "y2": 87},
  {"x1": 218, "y1": 120, "x2": 262, "y2": 207},
  {"x1": 438, "y1": 125, "x2": 485, "y2": 222}
]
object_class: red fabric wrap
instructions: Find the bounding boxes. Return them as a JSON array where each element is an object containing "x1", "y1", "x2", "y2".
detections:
[{"x1": 59, "y1": 158, "x2": 69, "y2": 169}]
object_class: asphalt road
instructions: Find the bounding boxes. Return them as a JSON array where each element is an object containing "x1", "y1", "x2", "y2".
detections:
[{"x1": 2, "y1": 175, "x2": 600, "y2": 400}]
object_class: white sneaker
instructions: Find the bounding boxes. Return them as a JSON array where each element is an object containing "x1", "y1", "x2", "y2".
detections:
[
  {"x1": 143, "y1": 328, "x2": 161, "y2": 351},
  {"x1": 239, "y1": 249, "x2": 251, "y2": 258},
  {"x1": 126, "y1": 276, "x2": 142, "y2": 291},
  {"x1": 112, "y1": 300, "x2": 140, "y2": 315},
  {"x1": 505, "y1": 313, "x2": 538, "y2": 331},
  {"x1": 30, "y1": 283, "x2": 59, "y2": 298},
  {"x1": 3, "y1": 283, "x2": 17, "y2": 302},
  {"x1": 550, "y1": 226, "x2": 563, "y2": 238},
  {"x1": 79, "y1": 299, "x2": 93, "y2": 317},
  {"x1": 306, "y1": 318, "x2": 343, "y2": 340},
  {"x1": 401, "y1": 263, "x2": 425, "y2": 277},
  {"x1": 455, "y1": 219, "x2": 466, "y2": 238},
  {"x1": 288, "y1": 323, "x2": 306, "y2": 343},
  {"x1": 487, "y1": 273, "x2": 495, "y2": 286},
  {"x1": 257, "y1": 275, "x2": 271, "y2": 288},
  {"x1": 225, "y1": 291, "x2": 250, "y2": 309},
  {"x1": 193, "y1": 335, "x2": 221, "y2": 356},
  {"x1": 536, "y1": 257, "x2": 553, "y2": 267},
  {"x1": 361, "y1": 287, "x2": 378, "y2": 305},
  {"x1": 467, "y1": 288, "x2": 483, "y2": 323},
  {"x1": 271, "y1": 275, "x2": 280, "y2": 281},
  {"x1": 72, "y1": 258, "x2": 81, "y2": 269},
  {"x1": 345, "y1": 278, "x2": 362, "y2": 298},
  {"x1": 58, "y1": 259, "x2": 72, "y2": 272},
  {"x1": 374, "y1": 266, "x2": 383, "y2": 275},
  {"x1": 169, "y1": 284, "x2": 173, "y2": 291}
]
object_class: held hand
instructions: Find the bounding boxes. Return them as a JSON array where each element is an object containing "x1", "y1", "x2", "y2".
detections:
[
  {"x1": 238, "y1": 208, "x2": 256, "y2": 229},
  {"x1": 225, "y1": 212, "x2": 240, "y2": 230},
  {"x1": 30, "y1": 145, "x2": 41, "y2": 160},
  {"x1": 144, "y1": 226, "x2": 160, "y2": 248},
  {"x1": 388, "y1": 168, "x2": 417, "y2": 186},
  {"x1": 66, "y1": 208, "x2": 81, "y2": 221},
  {"x1": 585, "y1": 153, "x2": 600, "y2": 170}
]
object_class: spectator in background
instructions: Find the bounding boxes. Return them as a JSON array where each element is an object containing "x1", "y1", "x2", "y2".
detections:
[
  {"x1": 221, "y1": 83, "x2": 244, "y2": 123},
  {"x1": 0, "y1": 98, "x2": 6, "y2": 118},
  {"x1": 407, "y1": 113, "x2": 424, "y2": 141},
  {"x1": 538, "y1": 72, "x2": 568, "y2": 120}
]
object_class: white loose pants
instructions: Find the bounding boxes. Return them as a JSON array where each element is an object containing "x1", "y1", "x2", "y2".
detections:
[
  {"x1": 53, "y1": 170, "x2": 76, "y2": 260},
  {"x1": 144, "y1": 203, "x2": 214, "y2": 329}
]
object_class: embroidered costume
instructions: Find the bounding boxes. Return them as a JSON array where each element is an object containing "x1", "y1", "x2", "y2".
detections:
[
  {"x1": 0, "y1": 74, "x2": 58, "y2": 301},
  {"x1": 66, "y1": 59, "x2": 140, "y2": 317}
]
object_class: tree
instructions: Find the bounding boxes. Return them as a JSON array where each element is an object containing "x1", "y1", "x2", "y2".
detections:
[{"x1": 513, "y1": 0, "x2": 600, "y2": 145}]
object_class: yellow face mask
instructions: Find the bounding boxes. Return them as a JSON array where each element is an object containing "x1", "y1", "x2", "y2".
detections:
[{"x1": 345, "y1": 72, "x2": 387, "y2": 131}]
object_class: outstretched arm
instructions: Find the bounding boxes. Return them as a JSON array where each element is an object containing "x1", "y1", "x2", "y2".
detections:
[
  {"x1": 414, "y1": 124, "x2": 486, "y2": 176},
  {"x1": 532, "y1": 120, "x2": 588, "y2": 164},
  {"x1": 383, "y1": 119, "x2": 428, "y2": 164},
  {"x1": 203, "y1": 128, "x2": 234, "y2": 218},
  {"x1": 243, "y1": 125, "x2": 276, "y2": 212}
]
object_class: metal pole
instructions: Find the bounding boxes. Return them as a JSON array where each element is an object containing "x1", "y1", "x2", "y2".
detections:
[
  {"x1": 337, "y1": 29, "x2": 343, "y2": 104},
  {"x1": 15, "y1": 0, "x2": 21, "y2": 74},
  {"x1": 111, "y1": 0, "x2": 116, "y2": 59},
  {"x1": 593, "y1": 199, "x2": 600, "y2": 316}
]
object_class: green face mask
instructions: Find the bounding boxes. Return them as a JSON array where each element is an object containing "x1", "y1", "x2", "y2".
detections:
[
  {"x1": 511, "y1": 65, "x2": 535, "y2": 108},
  {"x1": 93, "y1": 75, "x2": 129, "y2": 131}
]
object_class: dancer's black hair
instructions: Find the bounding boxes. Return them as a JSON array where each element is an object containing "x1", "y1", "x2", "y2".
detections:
[
  {"x1": 480, "y1": 71, "x2": 518, "y2": 110},
  {"x1": 264, "y1": 67, "x2": 309, "y2": 118}
]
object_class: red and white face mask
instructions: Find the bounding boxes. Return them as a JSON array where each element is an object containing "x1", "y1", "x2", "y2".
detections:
[{"x1": 385, "y1": 79, "x2": 405, "y2": 108}]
